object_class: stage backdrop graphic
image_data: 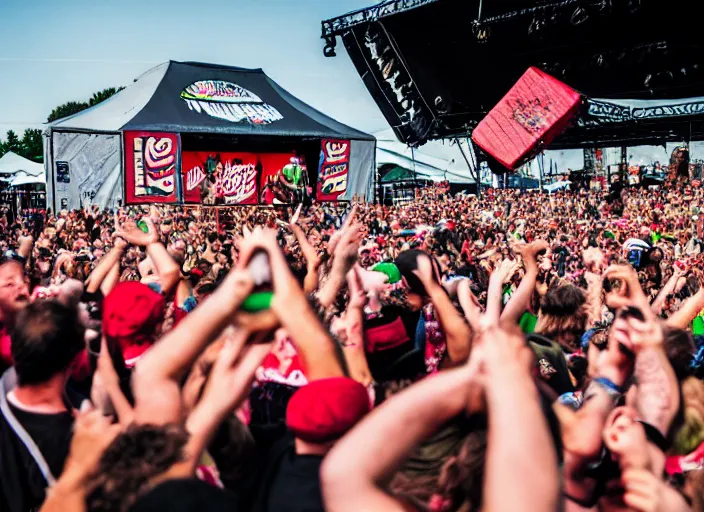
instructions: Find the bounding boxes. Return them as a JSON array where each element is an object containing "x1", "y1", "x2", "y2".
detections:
[
  {"x1": 124, "y1": 131, "x2": 180, "y2": 204},
  {"x1": 182, "y1": 151, "x2": 264, "y2": 205},
  {"x1": 317, "y1": 139, "x2": 350, "y2": 201},
  {"x1": 259, "y1": 154, "x2": 307, "y2": 205}
]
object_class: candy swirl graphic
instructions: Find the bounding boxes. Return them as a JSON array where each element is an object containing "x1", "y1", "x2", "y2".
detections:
[{"x1": 145, "y1": 137, "x2": 175, "y2": 170}]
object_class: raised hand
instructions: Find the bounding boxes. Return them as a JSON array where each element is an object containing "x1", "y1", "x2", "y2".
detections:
[
  {"x1": 60, "y1": 408, "x2": 122, "y2": 491},
  {"x1": 115, "y1": 218, "x2": 159, "y2": 246},
  {"x1": 494, "y1": 257, "x2": 520, "y2": 285},
  {"x1": 346, "y1": 267, "x2": 367, "y2": 311},
  {"x1": 603, "y1": 264, "x2": 650, "y2": 312}
]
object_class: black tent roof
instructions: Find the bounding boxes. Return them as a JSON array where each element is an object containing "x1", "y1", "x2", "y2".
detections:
[
  {"x1": 53, "y1": 61, "x2": 375, "y2": 141},
  {"x1": 322, "y1": 0, "x2": 704, "y2": 148}
]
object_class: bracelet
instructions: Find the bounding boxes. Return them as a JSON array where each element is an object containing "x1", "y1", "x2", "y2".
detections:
[
  {"x1": 593, "y1": 377, "x2": 625, "y2": 394},
  {"x1": 584, "y1": 377, "x2": 623, "y2": 405}
]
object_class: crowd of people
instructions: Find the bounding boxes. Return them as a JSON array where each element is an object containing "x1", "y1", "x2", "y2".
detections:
[{"x1": 1, "y1": 177, "x2": 704, "y2": 511}]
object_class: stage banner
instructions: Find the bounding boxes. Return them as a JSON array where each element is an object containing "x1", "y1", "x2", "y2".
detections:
[
  {"x1": 259, "y1": 154, "x2": 309, "y2": 205},
  {"x1": 181, "y1": 152, "x2": 259, "y2": 205},
  {"x1": 124, "y1": 132, "x2": 179, "y2": 204},
  {"x1": 317, "y1": 139, "x2": 350, "y2": 201}
]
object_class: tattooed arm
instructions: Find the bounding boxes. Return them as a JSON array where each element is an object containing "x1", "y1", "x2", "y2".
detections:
[{"x1": 633, "y1": 347, "x2": 679, "y2": 437}]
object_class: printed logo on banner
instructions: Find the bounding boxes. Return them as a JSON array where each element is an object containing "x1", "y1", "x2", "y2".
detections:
[
  {"x1": 133, "y1": 136, "x2": 177, "y2": 197},
  {"x1": 318, "y1": 139, "x2": 350, "y2": 201},
  {"x1": 219, "y1": 161, "x2": 257, "y2": 204},
  {"x1": 186, "y1": 166, "x2": 207, "y2": 192},
  {"x1": 512, "y1": 98, "x2": 552, "y2": 135},
  {"x1": 181, "y1": 152, "x2": 260, "y2": 205},
  {"x1": 181, "y1": 80, "x2": 283, "y2": 125}
]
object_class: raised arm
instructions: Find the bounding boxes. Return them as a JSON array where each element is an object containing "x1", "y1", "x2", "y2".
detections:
[
  {"x1": 651, "y1": 266, "x2": 684, "y2": 316},
  {"x1": 604, "y1": 265, "x2": 681, "y2": 474},
  {"x1": 132, "y1": 266, "x2": 253, "y2": 425},
  {"x1": 414, "y1": 253, "x2": 471, "y2": 365},
  {"x1": 457, "y1": 278, "x2": 483, "y2": 332},
  {"x1": 666, "y1": 285, "x2": 704, "y2": 329},
  {"x1": 501, "y1": 241, "x2": 548, "y2": 327},
  {"x1": 115, "y1": 218, "x2": 180, "y2": 296},
  {"x1": 316, "y1": 221, "x2": 361, "y2": 309},
  {"x1": 91, "y1": 337, "x2": 134, "y2": 426},
  {"x1": 482, "y1": 326, "x2": 560, "y2": 512},
  {"x1": 340, "y1": 267, "x2": 373, "y2": 386},
  {"x1": 485, "y1": 259, "x2": 518, "y2": 324},
  {"x1": 238, "y1": 228, "x2": 345, "y2": 381},
  {"x1": 285, "y1": 206, "x2": 321, "y2": 294},
  {"x1": 321, "y1": 365, "x2": 475, "y2": 512},
  {"x1": 181, "y1": 330, "x2": 271, "y2": 475},
  {"x1": 85, "y1": 239, "x2": 126, "y2": 294}
]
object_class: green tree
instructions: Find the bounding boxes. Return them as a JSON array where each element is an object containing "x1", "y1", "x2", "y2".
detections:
[
  {"x1": 47, "y1": 101, "x2": 90, "y2": 123},
  {"x1": 89, "y1": 86, "x2": 125, "y2": 107},
  {"x1": 3, "y1": 130, "x2": 21, "y2": 155},
  {"x1": 21, "y1": 129, "x2": 44, "y2": 163}
]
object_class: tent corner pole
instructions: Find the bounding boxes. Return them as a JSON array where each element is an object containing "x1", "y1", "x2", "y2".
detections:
[{"x1": 49, "y1": 130, "x2": 57, "y2": 213}]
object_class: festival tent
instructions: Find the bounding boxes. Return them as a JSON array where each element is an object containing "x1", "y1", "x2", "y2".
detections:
[
  {"x1": 10, "y1": 174, "x2": 46, "y2": 188},
  {"x1": 45, "y1": 61, "x2": 376, "y2": 210},
  {"x1": 0, "y1": 152, "x2": 44, "y2": 177},
  {"x1": 544, "y1": 181, "x2": 571, "y2": 194}
]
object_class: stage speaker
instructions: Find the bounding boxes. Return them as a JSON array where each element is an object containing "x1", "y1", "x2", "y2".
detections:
[{"x1": 472, "y1": 67, "x2": 582, "y2": 172}]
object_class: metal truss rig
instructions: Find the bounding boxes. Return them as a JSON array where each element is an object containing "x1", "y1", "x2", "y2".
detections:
[
  {"x1": 321, "y1": 0, "x2": 439, "y2": 57},
  {"x1": 321, "y1": 0, "x2": 644, "y2": 56}
]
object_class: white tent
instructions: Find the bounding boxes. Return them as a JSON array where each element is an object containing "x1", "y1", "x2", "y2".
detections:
[
  {"x1": 375, "y1": 129, "x2": 475, "y2": 184},
  {"x1": 0, "y1": 151, "x2": 44, "y2": 177},
  {"x1": 10, "y1": 174, "x2": 46, "y2": 187},
  {"x1": 544, "y1": 181, "x2": 571, "y2": 193}
]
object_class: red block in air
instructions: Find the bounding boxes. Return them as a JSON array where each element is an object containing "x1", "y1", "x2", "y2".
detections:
[{"x1": 472, "y1": 67, "x2": 581, "y2": 171}]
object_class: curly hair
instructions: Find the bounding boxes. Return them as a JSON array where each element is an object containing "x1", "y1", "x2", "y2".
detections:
[{"x1": 86, "y1": 423, "x2": 189, "y2": 512}]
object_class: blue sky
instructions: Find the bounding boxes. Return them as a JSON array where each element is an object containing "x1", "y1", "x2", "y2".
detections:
[
  {"x1": 2, "y1": 0, "x2": 701, "y2": 171},
  {"x1": 0, "y1": 0, "x2": 388, "y2": 137}
]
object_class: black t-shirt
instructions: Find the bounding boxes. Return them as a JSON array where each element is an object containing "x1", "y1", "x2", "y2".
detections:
[
  {"x1": 130, "y1": 478, "x2": 239, "y2": 512},
  {"x1": 255, "y1": 434, "x2": 324, "y2": 512},
  {"x1": 0, "y1": 403, "x2": 74, "y2": 512},
  {"x1": 266, "y1": 450, "x2": 324, "y2": 512}
]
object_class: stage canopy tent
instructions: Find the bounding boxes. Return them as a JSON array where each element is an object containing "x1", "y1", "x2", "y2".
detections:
[
  {"x1": 376, "y1": 129, "x2": 475, "y2": 184},
  {"x1": 322, "y1": 0, "x2": 704, "y2": 149},
  {"x1": 0, "y1": 152, "x2": 44, "y2": 177},
  {"x1": 46, "y1": 61, "x2": 375, "y2": 210}
]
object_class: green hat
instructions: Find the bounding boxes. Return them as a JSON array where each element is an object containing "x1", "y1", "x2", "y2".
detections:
[{"x1": 372, "y1": 262, "x2": 402, "y2": 284}]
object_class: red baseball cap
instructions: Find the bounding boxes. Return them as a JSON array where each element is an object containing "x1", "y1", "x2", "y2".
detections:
[
  {"x1": 102, "y1": 282, "x2": 165, "y2": 366},
  {"x1": 286, "y1": 377, "x2": 370, "y2": 443}
]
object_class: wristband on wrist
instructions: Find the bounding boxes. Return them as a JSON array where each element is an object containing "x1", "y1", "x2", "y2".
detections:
[
  {"x1": 593, "y1": 376, "x2": 625, "y2": 394},
  {"x1": 584, "y1": 377, "x2": 624, "y2": 405}
]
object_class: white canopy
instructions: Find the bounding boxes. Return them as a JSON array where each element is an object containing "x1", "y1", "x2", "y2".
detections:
[
  {"x1": 544, "y1": 181, "x2": 571, "y2": 193},
  {"x1": 49, "y1": 63, "x2": 169, "y2": 131},
  {"x1": 10, "y1": 174, "x2": 46, "y2": 187},
  {"x1": 0, "y1": 151, "x2": 44, "y2": 176}
]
